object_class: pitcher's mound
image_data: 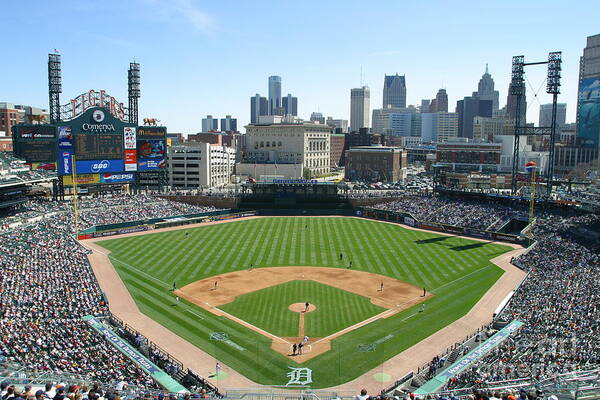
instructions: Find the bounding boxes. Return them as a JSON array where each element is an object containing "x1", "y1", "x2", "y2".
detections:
[{"x1": 289, "y1": 303, "x2": 317, "y2": 313}]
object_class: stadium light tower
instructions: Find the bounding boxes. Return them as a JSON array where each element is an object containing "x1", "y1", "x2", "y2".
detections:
[
  {"x1": 48, "y1": 53, "x2": 62, "y2": 124},
  {"x1": 525, "y1": 161, "x2": 537, "y2": 246}
]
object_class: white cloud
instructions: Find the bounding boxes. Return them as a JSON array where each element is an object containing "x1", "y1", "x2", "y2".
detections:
[{"x1": 141, "y1": 0, "x2": 215, "y2": 33}]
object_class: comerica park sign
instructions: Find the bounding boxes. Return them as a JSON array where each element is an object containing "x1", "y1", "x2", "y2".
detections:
[{"x1": 62, "y1": 89, "x2": 127, "y2": 122}]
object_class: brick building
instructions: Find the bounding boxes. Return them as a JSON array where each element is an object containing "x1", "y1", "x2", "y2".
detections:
[
  {"x1": 345, "y1": 146, "x2": 407, "y2": 182},
  {"x1": 330, "y1": 133, "x2": 345, "y2": 168}
]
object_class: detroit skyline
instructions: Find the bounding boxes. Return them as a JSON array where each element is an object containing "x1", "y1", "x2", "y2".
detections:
[{"x1": 1, "y1": 0, "x2": 599, "y2": 133}]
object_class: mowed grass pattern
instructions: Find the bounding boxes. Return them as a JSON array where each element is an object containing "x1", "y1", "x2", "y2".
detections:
[
  {"x1": 220, "y1": 280, "x2": 386, "y2": 337},
  {"x1": 99, "y1": 217, "x2": 511, "y2": 388}
]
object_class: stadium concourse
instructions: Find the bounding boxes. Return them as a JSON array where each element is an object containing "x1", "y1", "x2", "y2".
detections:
[{"x1": 0, "y1": 186, "x2": 598, "y2": 399}]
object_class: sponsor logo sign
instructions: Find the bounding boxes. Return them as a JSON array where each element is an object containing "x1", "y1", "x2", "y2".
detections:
[
  {"x1": 75, "y1": 159, "x2": 124, "y2": 174},
  {"x1": 124, "y1": 149, "x2": 137, "y2": 171},
  {"x1": 63, "y1": 174, "x2": 101, "y2": 186},
  {"x1": 137, "y1": 158, "x2": 166, "y2": 171},
  {"x1": 101, "y1": 173, "x2": 135, "y2": 184},
  {"x1": 59, "y1": 151, "x2": 73, "y2": 175},
  {"x1": 124, "y1": 127, "x2": 136, "y2": 149}
]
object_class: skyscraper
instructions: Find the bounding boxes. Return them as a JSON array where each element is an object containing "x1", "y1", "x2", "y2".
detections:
[
  {"x1": 539, "y1": 103, "x2": 566, "y2": 129},
  {"x1": 382, "y1": 74, "x2": 406, "y2": 108},
  {"x1": 350, "y1": 86, "x2": 370, "y2": 132},
  {"x1": 430, "y1": 89, "x2": 448, "y2": 113},
  {"x1": 310, "y1": 112, "x2": 325, "y2": 124},
  {"x1": 506, "y1": 80, "x2": 527, "y2": 124},
  {"x1": 268, "y1": 76, "x2": 282, "y2": 115},
  {"x1": 282, "y1": 94, "x2": 298, "y2": 116},
  {"x1": 220, "y1": 115, "x2": 238, "y2": 132},
  {"x1": 201, "y1": 115, "x2": 219, "y2": 132},
  {"x1": 456, "y1": 97, "x2": 493, "y2": 139},
  {"x1": 473, "y1": 65, "x2": 500, "y2": 111},
  {"x1": 250, "y1": 94, "x2": 268, "y2": 124},
  {"x1": 576, "y1": 34, "x2": 600, "y2": 147}
]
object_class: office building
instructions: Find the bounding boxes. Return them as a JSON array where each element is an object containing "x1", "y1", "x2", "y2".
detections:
[
  {"x1": 539, "y1": 103, "x2": 566, "y2": 129},
  {"x1": 268, "y1": 76, "x2": 282, "y2": 115},
  {"x1": 201, "y1": 115, "x2": 219, "y2": 132},
  {"x1": 345, "y1": 146, "x2": 407, "y2": 182},
  {"x1": 436, "y1": 142, "x2": 502, "y2": 173},
  {"x1": 473, "y1": 65, "x2": 500, "y2": 111},
  {"x1": 0, "y1": 102, "x2": 23, "y2": 137},
  {"x1": 330, "y1": 133, "x2": 346, "y2": 168},
  {"x1": 326, "y1": 117, "x2": 349, "y2": 133},
  {"x1": 350, "y1": 86, "x2": 370, "y2": 132},
  {"x1": 240, "y1": 121, "x2": 331, "y2": 178},
  {"x1": 506, "y1": 81, "x2": 527, "y2": 124},
  {"x1": 372, "y1": 107, "x2": 412, "y2": 136},
  {"x1": 220, "y1": 115, "x2": 238, "y2": 132},
  {"x1": 472, "y1": 116, "x2": 506, "y2": 142},
  {"x1": 421, "y1": 112, "x2": 458, "y2": 143},
  {"x1": 421, "y1": 99, "x2": 431, "y2": 113},
  {"x1": 282, "y1": 94, "x2": 298, "y2": 116},
  {"x1": 576, "y1": 34, "x2": 600, "y2": 147},
  {"x1": 310, "y1": 112, "x2": 325, "y2": 124},
  {"x1": 456, "y1": 97, "x2": 493, "y2": 139},
  {"x1": 429, "y1": 89, "x2": 448, "y2": 113},
  {"x1": 168, "y1": 142, "x2": 235, "y2": 188},
  {"x1": 250, "y1": 94, "x2": 268, "y2": 124},
  {"x1": 382, "y1": 74, "x2": 406, "y2": 108}
]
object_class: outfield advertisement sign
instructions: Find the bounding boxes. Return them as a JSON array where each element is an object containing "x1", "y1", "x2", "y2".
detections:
[
  {"x1": 63, "y1": 174, "x2": 101, "y2": 186},
  {"x1": 404, "y1": 217, "x2": 415, "y2": 227},
  {"x1": 92, "y1": 225, "x2": 148, "y2": 238}
]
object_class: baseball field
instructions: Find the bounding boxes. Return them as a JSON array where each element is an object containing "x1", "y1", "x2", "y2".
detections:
[{"x1": 97, "y1": 217, "x2": 512, "y2": 388}]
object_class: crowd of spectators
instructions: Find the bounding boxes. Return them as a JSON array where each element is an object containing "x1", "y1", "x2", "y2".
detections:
[
  {"x1": 1, "y1": 194, "x2": 223, "y2": 231},
  {"x1": 0, "y1": 194, "x2": 225, "y2": 391},
  {"x1": 372, "y1": 196, "x2": 527, "y2": 230},
  {"x1": 441, "y1": 210, "x2": 600, "y2": 389}
]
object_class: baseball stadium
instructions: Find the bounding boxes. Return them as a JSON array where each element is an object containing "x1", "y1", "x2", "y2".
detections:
[{"x1": 1, "y1": 53, "x2": 599, "y2": 400}]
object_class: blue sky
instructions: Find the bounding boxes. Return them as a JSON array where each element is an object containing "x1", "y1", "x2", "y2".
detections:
[{"x1": 1, "y1": 0, "x2": 598, "y2": 133}]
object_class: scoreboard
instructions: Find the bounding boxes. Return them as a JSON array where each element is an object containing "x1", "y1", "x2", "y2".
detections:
[
  {"x1": 75, "y1": 134, "x2": 123, "y2": 160},
  {"x1": 12, "y1": 106, "x2": 166, "y2": 183}
]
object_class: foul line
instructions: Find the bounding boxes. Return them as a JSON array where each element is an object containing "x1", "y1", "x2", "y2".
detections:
[
  {"x1": 430, "y1": 264, "x2": 494, "y2": 294},
  {"x1": 83, "y1": 243, "x2": 170, "y2": 288}
]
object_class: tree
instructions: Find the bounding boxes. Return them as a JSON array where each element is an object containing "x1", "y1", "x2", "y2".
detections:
[{"x1": 303, "y1": 168, "x2": 312, "y2": 179}]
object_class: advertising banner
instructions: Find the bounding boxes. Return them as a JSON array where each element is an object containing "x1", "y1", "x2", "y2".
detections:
[
  {"x1": 419, "y1": 223, "x2": 443, "y2": 232},
  {"x1": 137, "y1": 158, "x2": 166, "y2": 171},
  {"x1": 138, "y1": 139, "x2": 165, "y2": 158},
  {"x1": 75, "y1": 159, "x2": 125, "y2": 174},
  {"x1": 101, "y1": 173, "x2": 135, "y2": 184},
  {"x1": 57, "y1": 126, "x2": 73, "y2": 149},
  {"x1": 124, "y1": 149, "x2": 137, "y2": 171},
  {"x1": 124, "y1": 127, "x2": 136, "y2": 149},
  {"x1": 443, "y1": 225, "x2": 465, "y2": 234},
  {"x1": 18, "y1": 125, "x2": 56, "y2": 139},
  {"x1": 404, "y1": 216, "x2": 416, "y2": 227},
  {"x1": 29, "y1": 162, "x2": 56, "y2": 171},
  {"x1": 63, "y1": 174, "x2": 101, "y2": 186},
  {"x1": 137, "y1": 127, "x2": 166, "y2": 138},
  {"x1": 577, "y1": 78, "x2": 600, "y2": 146},
  {"x1": 59, "y1": 151, "x2": 73, "y2": 175}
]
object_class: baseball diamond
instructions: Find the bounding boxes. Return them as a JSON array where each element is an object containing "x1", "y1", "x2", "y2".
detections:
[{"x1": 88, "y1": 216, "x2": 522, "y2": 389}]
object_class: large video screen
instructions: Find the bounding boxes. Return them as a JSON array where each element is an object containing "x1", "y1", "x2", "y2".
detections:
[{"x1": 75, "y1": 134, "x2": 123, "y2": 160}]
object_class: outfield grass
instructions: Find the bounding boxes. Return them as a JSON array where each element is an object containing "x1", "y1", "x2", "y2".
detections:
[
  {"x1": 220, "y1": 280, "x2": 386, "y2": 338},
  {"x1": 98, "y1": 217, "x2": 511, "y2": 388}
]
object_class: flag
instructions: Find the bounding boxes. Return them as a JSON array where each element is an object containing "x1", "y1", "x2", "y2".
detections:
[{"x1": 54, "y1": 48, "x2": 60, "y2": 53}]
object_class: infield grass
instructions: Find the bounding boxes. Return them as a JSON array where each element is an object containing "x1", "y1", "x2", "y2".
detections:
[
  {"x1": 98, "y1": 217, "x2": 511, "y2": 388},
  {"x1": 220, "y1": 280, "x2": 386, "y2": 337}
]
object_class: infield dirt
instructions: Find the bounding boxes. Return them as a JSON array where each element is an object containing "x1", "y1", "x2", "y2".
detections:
[{"x1": 175, "y1": 266, "x2": 431, "y2": 362}]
